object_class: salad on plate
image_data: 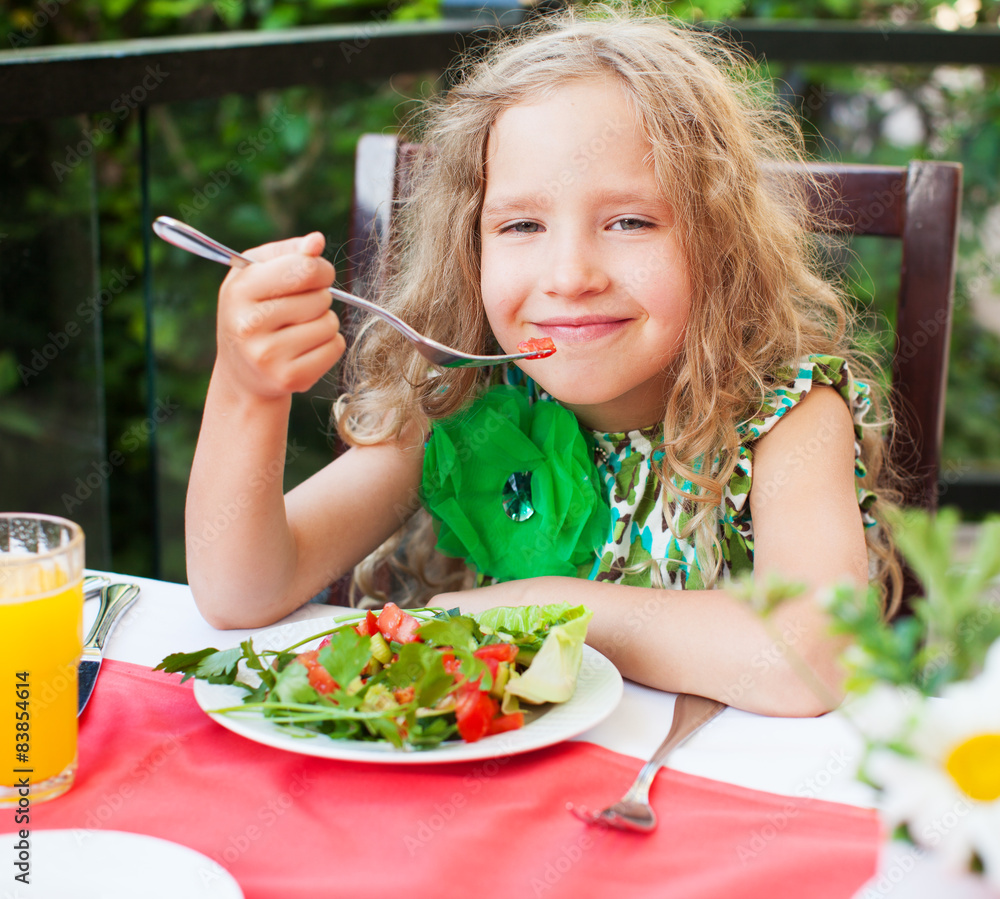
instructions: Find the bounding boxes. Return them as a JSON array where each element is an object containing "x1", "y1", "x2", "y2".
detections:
[{"x1": 156, "y1": 602, "x2": 593, "y2": 751}]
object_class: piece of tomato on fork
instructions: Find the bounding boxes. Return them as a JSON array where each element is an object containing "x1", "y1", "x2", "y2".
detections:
[{"x1": 516, "y1": 337, "x2": 556, "y2": 360}]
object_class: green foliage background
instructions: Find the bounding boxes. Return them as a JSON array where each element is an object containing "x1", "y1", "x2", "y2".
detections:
[{"x1": 1, "y1": 0, "x2": 999, "y2": 580}]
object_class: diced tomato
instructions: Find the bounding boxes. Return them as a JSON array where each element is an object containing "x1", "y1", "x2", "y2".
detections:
[
  {"x1": 474, "y1": 643, "x2": 519, "y2": 662},
  {"x1": 474, "y1": 643, "x2": 518, "y2": 663},
  {"x1": 317, "y1": 636, "x2": 332, "y2": 650},
  {"x1": 375, "y1": 603, "x2": 400, "y2": 637},
  {"x1": 454, "y1": 685, "x2": 499, "y2": 743},
  {"x1": 307, "y1": 665, "x2": 338, "y2": 695},
  {"x1": 473, "y1": 643, "x2": 518, "y2": 680},
  {"x1": 440, "y1": 650, "x2": 462, "y2": 677},
  {"x1": 516, "y1": 337, "x2": 556, "y2": 359},
  {"x1": 296, "y1": 650, "x2": 339, "y2": 696},
  {"x1": 487, "y1": 712, "x2": 524, "y2": 736},
  {"x1": 355, "y1": 610, "x2": 379, "y2": 637},
  {"x1": 394, "y1": 614, "x2": 422, "y2": 644},
  {"x1": 393, "y1": 685, "x2": 415, "y2": 705},
  {"x1": 376, "y1": 602, "x2": 422, "y2": 644},
  {"x1": 376, "y1": 603, "x2": 404, "y2": 638}
]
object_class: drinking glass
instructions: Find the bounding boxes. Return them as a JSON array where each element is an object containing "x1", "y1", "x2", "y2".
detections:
[{"x1": 0, "y1": 513, "x2": 84, "y2": 805}]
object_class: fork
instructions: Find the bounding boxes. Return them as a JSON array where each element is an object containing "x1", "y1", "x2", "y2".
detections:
[
  {"x1": 153, "y1": 216, "x2": 555, "y2": 370},
  {"x1": 569, "y1": 693, "x2": 727, "y2": 832},
  {"x1": 84, "y1": 573, "x2": 110, "y2": 600}
]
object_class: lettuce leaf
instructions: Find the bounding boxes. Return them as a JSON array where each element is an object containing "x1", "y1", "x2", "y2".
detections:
[
  {"x1": 475, "y1": 604, "x2": 593, "y2": 705},
  {"x1": 475, "y1": 602, "x2": 589, "y2": 637}
]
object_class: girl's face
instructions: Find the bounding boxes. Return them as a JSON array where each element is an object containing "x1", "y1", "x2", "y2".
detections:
[{"x1": 480, "y1": 77, "x2": 693, "y2": 433}]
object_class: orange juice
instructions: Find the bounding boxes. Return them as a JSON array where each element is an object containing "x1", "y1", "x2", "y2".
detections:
[
  {"x1": 1, "y1": 514, "x2": 84, "y2": 805},
  {"x1": 1, "y1": 578, "x2": 83, "y2": 788}
]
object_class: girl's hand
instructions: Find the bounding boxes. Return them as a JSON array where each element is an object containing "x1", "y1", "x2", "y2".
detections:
[{"x1": 215, "y1": 231, "x2": 346, "y2": 399}]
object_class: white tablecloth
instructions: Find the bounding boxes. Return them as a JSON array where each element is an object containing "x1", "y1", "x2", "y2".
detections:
[{"x1": 87, "y1": 570, "x2": 876, "y2": 809}]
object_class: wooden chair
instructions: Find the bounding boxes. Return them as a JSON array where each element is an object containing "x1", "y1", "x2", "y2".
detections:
[
  {"x1": 346, "y1": 133, "x2": 963, "y2": 605},
  {"x1": 790, "y1": 160, "x2": 964, "y2": 514}
]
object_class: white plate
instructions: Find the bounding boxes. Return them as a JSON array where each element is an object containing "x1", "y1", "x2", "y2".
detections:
[
  {"x1": 192, "y1": 613, "x2": 623, "y2": 764},
  {"x1": 3, "y1": 829, "x2": 243, "y2": 899}
]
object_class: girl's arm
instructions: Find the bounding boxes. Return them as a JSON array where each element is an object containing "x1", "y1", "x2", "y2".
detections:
[
  {"x1": 441, "y1": 385, "x2": 868, "y2": 717},
  {"x1": 185, "y1": 233, "x2": 424, "y2": 628}
]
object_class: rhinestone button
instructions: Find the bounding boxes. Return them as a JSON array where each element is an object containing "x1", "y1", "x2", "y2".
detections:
[{"x1": 501, "y1": 471, "x2": 534, "y2": 522}]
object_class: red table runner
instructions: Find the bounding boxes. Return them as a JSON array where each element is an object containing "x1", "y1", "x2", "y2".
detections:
[{"x1": 26, "y1": 660, "x2": 877, "y2": 898}]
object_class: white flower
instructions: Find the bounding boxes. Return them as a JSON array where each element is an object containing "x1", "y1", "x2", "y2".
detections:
[
  {"x1": 861, "y1": 641, "x2": 1000, "y2": 889},
  {"x1": 843, "y1": 682, "x2": 922, "y2": 744}
]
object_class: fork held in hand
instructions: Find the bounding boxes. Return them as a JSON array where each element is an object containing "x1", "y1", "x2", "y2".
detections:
[
  {"x1": 569, "y1": 693, "x2": 727, "y2": 832},
  {"x1": 152, "y1": 216, "x2": 555, "y2": 370}
]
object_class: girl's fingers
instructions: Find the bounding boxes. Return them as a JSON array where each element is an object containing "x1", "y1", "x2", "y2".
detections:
[
  {"x1": 271, "y1": 311, "x2": 344, "y2": 360},
  {"x1": 278, "y1": 331, "x2": 349, "y2": 394},
  {"x1": 240, "y1": 313, "x2": 346, "y2": 394},
  {"x1": 214, "y1": 230, "x2": 345, "y2": 396},
  {"x1": 228, "y1": 251, "x2": 335, "y2": 302},
  {"x1": 231, "y1": 288, "x2": 336, "y2": 338},
  {"x1": 242, "y1": 232, "x2": 326, "y2": 263}
]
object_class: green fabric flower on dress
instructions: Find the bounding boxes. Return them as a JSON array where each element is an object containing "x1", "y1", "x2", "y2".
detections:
[{"x1": 421, "y1": 384, "x2": 610, "y2": 582}]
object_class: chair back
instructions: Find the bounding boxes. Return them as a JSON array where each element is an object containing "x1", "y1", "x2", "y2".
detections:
[{"x1": 786, "y1": 160, "x2": 963, "y2": 513}]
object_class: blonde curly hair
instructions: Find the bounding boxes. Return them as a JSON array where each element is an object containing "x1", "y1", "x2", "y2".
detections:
[{"x1": 333, "y1": 7, "x2": 903, "y2": 612}]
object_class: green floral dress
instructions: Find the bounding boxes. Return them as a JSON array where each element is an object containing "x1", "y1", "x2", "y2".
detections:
[{"x1": 420, "y1": 355, "x2": 877, "y2": 590}]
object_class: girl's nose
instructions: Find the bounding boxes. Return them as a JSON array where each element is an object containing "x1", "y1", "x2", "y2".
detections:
[{"x1": 541, "y1": 234, "x2": 610, "y2": 300}]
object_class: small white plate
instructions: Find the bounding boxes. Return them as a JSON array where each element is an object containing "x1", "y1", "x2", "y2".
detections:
[
  {"x1": 3, "y1": 829, "x2": 243, "y2": 898},
  {"x1": 192, "y1": 613, "x2": 623, "y2": 764}
]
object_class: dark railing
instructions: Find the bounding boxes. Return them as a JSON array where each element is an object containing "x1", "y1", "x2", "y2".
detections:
[
  {"x1": 1, "y1": 19, "x2": 998, "y2": 578},
  {"x1": 0, "y1": 23, "x2": 483, "y2": 123},
  {"x1": 4, "y1": 19, "x2": 1000, "y2": 124}
]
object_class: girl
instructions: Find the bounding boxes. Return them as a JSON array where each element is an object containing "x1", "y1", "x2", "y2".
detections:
[{"x1": 185, "y1": 10, "x2": 900, "y2": 717}]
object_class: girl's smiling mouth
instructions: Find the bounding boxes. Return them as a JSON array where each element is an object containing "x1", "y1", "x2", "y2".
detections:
[{"x1": 533, "y1": 315, "x2": 632, "y2": 344}]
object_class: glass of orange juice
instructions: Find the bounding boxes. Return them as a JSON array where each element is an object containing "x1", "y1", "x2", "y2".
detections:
[{"x1": 0, "y1": 513, "x2": 84, "y2": 805}]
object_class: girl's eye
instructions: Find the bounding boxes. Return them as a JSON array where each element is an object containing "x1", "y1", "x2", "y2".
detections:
[
  {"x1": 501, "y1": 221, "x2": 541, "y2": 234},
  {"x1": 610, "y1": 217, "x2": 652, "y2": 232}
]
